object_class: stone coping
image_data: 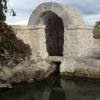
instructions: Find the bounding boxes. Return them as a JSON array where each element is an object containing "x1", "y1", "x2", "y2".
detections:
[
  {"x1": 12, "y1": 25, "x2": 45, "y2": 30},
  {"x1": 67, "y1": 28, "x2": 93, "y2": 30},
  {"x1": 11, "y1": 25, "x2": 93, "y2": 30},
  {"x1": 65, "y1": 26, "x2": 93, "y2": 30}
]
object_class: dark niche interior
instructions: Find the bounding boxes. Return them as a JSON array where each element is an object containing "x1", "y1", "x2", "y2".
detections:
[{"x1": 41, "y1": 11, "x2": 64, "y2": 56}]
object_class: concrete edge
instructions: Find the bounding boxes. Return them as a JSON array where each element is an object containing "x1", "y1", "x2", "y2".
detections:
[
  {"x1": 65, "y1": 26, "x2": 93, "y2": 30},
  {"x1": 11, "y1": 25, "x2": 46, "y2": 30},
  {"x1": 11, "y1": 25, "x2": 93, "y2": 30}
]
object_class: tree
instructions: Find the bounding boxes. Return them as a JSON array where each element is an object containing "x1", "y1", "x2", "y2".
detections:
[
  {"x1": 0, "y1": 0, "x2": 16, "y2": 21},
  {"x1": 0, "y1": 0, "x2": 6, "y2": 21},
  {"x1": 0, "y1": 0, "x2": 31, "y2": 67}
]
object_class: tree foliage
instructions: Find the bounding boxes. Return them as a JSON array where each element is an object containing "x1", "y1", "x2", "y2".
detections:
[
  {"x1": 0, "y1": 0, "x2": 16, "y2": 21},
  {"x1": 94, "y1": 21, "x2": 100, "y2": 28}
]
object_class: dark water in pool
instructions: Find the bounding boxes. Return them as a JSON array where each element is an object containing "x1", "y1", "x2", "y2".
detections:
[{"x1": 0, "y1": 76, "x2": 100, "y2": 100}]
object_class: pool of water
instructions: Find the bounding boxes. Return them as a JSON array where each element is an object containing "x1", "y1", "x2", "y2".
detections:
[{"x1": 0, "y1": 75, "x2": 100, "y2": 100}]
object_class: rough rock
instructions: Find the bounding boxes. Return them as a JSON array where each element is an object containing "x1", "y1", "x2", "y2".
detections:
[
  {"x1": 0, "y1": 60, "x2": 56, "y2": 88},
  {"x1": 60, "y1": 58, "x2": 100, "y2": 79}
]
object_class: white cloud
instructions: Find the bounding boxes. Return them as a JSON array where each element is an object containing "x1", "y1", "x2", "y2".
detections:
[
  {"x1": 6, "y1": 15, "x2": 28, "y2": 25},
  {"x1": 7, "y1": 19, "x2": 28, "y2": 25},
  {"x1": 6, "y1": 0, "x2": 69, "y2": 25},
  {"x1": 83, "y1": 14, "x2": 100, "y2": 26},
  {"x1": 6, "y1": 0, "x2": 100, "y2": 26}
]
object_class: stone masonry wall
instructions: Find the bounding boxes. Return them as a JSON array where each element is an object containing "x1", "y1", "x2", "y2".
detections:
[
  {"x1": 64, "y1": 27, "x2": 94, "y2": 57},
  {"x1": 12, "y1": 25, "x2": 94, "y2": 59},
  {"x1": 12, "y1": 25, "x2": 48, "y2": 61}
]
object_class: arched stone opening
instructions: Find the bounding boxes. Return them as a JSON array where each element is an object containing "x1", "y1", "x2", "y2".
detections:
[
  {"x1": 40, "y1": 11, "x2": 64, "y2": 56},
  {"x1": 28, "y1": 2, "x2": 92, "y2": 58}
]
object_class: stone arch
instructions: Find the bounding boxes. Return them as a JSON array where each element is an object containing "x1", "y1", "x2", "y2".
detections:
[
  {"x1": 28, "y1": 2, "x2": 90, "y2": 58},
  {"x1": 28, "y1": 2, "x2": 71, "y2": 26},
  {"x1": 28, "y1": 2, "x2": 85, "y2": 27}
]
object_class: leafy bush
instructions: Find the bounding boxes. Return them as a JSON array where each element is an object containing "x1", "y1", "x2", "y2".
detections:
[{"x1": 94, "y1": 21, "x2": 100, "y2": 28}]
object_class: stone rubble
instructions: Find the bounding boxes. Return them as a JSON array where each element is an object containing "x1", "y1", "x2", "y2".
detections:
[{"x1": 0, "y1": 60, "x2": 56, "y2": 88}]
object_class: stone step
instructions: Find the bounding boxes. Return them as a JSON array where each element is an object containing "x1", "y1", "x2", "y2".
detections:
[{"x1": 46, "y1": 56, "x2": 63, "y2": 62}]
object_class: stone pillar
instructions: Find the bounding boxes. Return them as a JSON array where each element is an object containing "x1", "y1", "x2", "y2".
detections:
[
  {"x1": 12, "y1": 25, "x2": 48, "y2": 60},
  {"x1": 63, "y1": 27, "x2": 94, "y2": 57}
]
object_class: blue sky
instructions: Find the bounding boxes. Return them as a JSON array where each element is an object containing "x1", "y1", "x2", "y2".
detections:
[{"x1": 6, "y1": 0, "x2": 100, "y2": 26}]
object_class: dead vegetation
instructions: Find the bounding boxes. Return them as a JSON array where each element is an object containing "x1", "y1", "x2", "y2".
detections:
[{"x1": 0, "y1": 21, "x2": 32, "y2": 67}]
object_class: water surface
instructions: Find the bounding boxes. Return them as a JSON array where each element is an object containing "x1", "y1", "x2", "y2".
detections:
[{"x1": 0, "y1": 76, "x2": 100, "y2": 100}]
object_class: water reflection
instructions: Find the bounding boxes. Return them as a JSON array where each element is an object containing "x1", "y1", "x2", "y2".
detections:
[
  {"x1": 49, "y1": 76, "x2": 66, "y2": 100},
  {"x1": 0, "y1": 76, "x2": 100, "y2": 100}
]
